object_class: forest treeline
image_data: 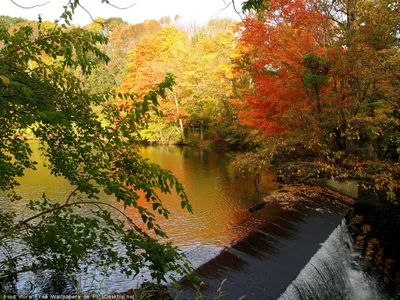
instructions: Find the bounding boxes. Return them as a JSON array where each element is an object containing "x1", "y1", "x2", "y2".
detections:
[
  {"x1": 91, "y1": 0, "x2": 397, "y2": 203},
  {"x1": 0, "y1": 0, "x2": 399, "y2": 293},
  {"x1": 83, "y1": 16, "x2": 256, "y2": 148},
  {"x1": 2, "y1": 0, "x2": 399, "y2": 201},
  {"x1": 0, "y1": 14, "x2": 260, "y2": 148}
]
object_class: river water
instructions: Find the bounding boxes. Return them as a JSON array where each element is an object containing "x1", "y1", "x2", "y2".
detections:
[
  {"x1": 5, "y1": 143, "x2": 277, "y2": 294},
  {"x1": 11, "y1": 144, "x2": 277, "y2": 248},
  {"x1": 2, "y1": 143, "x2": 388, "y2": 298}
]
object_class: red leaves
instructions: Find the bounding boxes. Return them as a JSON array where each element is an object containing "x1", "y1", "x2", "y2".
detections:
[{"x1": 234, "y1": 0, "x2": 330, "y2": 135}]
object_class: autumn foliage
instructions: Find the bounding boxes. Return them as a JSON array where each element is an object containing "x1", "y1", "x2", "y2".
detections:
[
  {"x1": 81, "y1": 2, "x2": 399, "y2": 200},
  {"x1": 235, "y1": 0, "x2": 399, "y2": 135},
  {"x1": 233, "y1": 0, "x2": 400, "y2": 201},
  {"x1": 119, "y1": 20, "x2": 237, "y2": 144},
  {"x1": 233, "y1": 0, "x2": 331, "y2": 134}
]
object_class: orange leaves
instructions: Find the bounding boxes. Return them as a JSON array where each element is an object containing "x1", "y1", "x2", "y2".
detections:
[
  {"x1": 234, "y1": 0, "x2": 330, "y2": 134},
  {"x1": 120, "y1": 26, "x2": 186, "y2": 98},
  {"x1": 120, "y1": 20, "x2": 239, "y2": 129}
]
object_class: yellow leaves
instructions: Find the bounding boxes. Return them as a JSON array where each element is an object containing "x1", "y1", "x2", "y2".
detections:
[
  {"x1": 293, "y1": 169, "x2": 302, "y2": 177},
  {"x1": 0, "y1": 75, "x2": 10, "y2": 85}
]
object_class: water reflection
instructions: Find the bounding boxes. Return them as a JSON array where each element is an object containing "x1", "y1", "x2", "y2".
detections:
[
  {"x1": 5, "y1": 142, "x2": 279, "y2": 294},
  {"x1": 121, "y1": 146, "x2": 278, "y2": 249},
  {"x1": 9, "y1": 142, "x2": 277, "y2": 250},
  {"x1": 5, "y1": 142, "x2": 360, "y2": 297}
]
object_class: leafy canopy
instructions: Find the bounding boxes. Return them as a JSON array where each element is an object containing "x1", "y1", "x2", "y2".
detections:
[
  {"x1": 233, "y1": 0, "x2": 400, "y2": 201},
  {"x1": 0, "y1": 8, "x2": 193, "y2": 293}
]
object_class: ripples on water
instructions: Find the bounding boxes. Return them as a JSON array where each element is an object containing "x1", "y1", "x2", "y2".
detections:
[
  {"x1": 5, "y1": 144, "x2": 387, "y2": 299},
  {"x1": 7, "y1": 143, "x2": 278, "y2": 294}
]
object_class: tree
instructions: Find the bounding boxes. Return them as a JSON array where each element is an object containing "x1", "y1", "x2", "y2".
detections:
[
  {"x1": 183, "y1": 19, "x2": 236, "y2": 141},
  {"x1": 121, "y1": 25, "x2": 190, "y2": 143},
  {"x1": 234, "y1": 0, "x2": 400, "y2": 200},
  {"x1": 121, "y1": 19, "x2": 239, "y2": 145},
  {"x1": 83, "y1": 19, "x2": 162, "y2": 95},
  {"x1": 0, "y1": 7, "x2": 193, "y2": 294},
  {"x1": 234, "y1": 0, "x2": 330, "y2": 133}
]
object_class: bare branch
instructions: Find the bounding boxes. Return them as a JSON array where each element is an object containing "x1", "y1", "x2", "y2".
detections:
[
  {"x1": 219, "y1": 0, "x2": 232, "y2": 13},
  {"x1": 213, "y1": 0, "x2": 243, "y2": 21},
  {"x1": 65, "y1": 185, "x2": 80, "y2": 205},
  {"x1": 10, "y1": 0, "x2": 51, "y2": 9},
  {"x1": 78, "y1": 3, "x2": 104, "y2": 25},
  {"x1": 77, "y1": 2, "x2": 136, "y2": 27},
  {"x1": 231, "y1": 0, "x2": 241, "y2": 15},
  {"x1": 15, "y1": 201, "x2": 150, "y2": 238},
  {"x1": 104, "y1": 0, "x2": 136, "y2": 10}
]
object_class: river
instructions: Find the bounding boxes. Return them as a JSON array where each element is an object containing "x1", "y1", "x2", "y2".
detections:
[
  {"x1": 2, "y1": 143, "x2": 387, "y2": 298},
  {"x1": 11, "y1": 143, "x2": 277, "y2": 248},
  {"x1": 5, "y1": 142, "x2": 277, "y2": 294}
]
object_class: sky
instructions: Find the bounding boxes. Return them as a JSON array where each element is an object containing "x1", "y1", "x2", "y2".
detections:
[{"x1": 2, "y1": 0, "x2": 245, "y2": 26}]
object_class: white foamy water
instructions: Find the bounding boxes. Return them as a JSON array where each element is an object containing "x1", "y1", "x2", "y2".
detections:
[{"x1": 279, "y1": 221, "x2": 388, "y2": 300}]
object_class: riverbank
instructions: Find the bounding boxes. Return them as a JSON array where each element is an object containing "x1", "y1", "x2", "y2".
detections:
[{"x1": 254, "y1": 184, "x2": 355, "y2": 212}]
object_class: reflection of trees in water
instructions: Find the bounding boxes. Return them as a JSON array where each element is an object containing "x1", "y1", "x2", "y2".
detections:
[{"x1": 129, "y1": 146, "x2": 281, "y2": 248}]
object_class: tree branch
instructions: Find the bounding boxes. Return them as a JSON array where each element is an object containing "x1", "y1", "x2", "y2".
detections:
[
  {"x1": 10, "y1": 0, "x2": 50, "y2": 9},
  {"x1": 65, "y1": 186, "x2": 80, "y2": 205},
  {"x1": 78, "y1": 3, "x2": 103, "y2": 25},
  {"x1": 215, "y1": 1, "x2": 243, "y2": 21},
  {"x1": 104, "y1": 0, "x2": 136, "y2": 10},
  {"x1": 15, "y1": 201, "x2": 149, "y2": 238}
]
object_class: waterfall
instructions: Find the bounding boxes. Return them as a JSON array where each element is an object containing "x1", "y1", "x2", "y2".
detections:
[{"x1": 279, "y1": 221, "x2": 388, "y2": 300}]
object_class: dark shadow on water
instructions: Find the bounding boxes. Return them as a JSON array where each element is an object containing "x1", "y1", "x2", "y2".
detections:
[{"x1": 175, "y1": 202, "x2": 348, "y2": 300}]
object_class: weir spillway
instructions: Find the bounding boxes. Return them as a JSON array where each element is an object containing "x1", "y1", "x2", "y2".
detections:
[{"x1": 175, "y1": 203, "x2": 388, "y2": 300}]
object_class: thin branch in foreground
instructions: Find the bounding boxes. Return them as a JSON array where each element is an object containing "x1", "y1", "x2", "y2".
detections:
[
  {"x1": 213, "y1": 0, "x2": 243, "y2": 21},
  {"x1": 213, "y1": 1, "x2": 232, "y2": 18},
  {"x1": 104, "y1": 0, "x2": 136, "y2": 10},
  {"x1": 78, "y1": 3, "x2": 103, "y2": 25},
  {"x1": 77, "y1": 2, "x2": 136, "y2": 27},
  {"x1": 15, "y1": 201, "x2": 150, "y2": 238},
  {"x1": 10, "y1": 0, "x2": 51, "y2": 9},
  {"x1": 65, "y1": 186, "x2": 80, "y2": 205},
  {"x1": 231, "y1": 0, "x2": 241, "y2": 15}
]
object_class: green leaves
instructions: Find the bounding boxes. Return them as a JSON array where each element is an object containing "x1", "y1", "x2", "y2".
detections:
[
  {"x1": 241, "y1": 0, "x2": 269, "y2": 12},
  {"x1": 0, "y1": 19, "x2": 193, "y2": 291},
  {"x1": 301, "y1": 53, "x2": 331, "y2": 89}
]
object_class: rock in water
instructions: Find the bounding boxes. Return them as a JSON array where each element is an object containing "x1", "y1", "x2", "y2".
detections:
[{"x1": 248, "y1": 202, "x2": 267, "y2": 212}]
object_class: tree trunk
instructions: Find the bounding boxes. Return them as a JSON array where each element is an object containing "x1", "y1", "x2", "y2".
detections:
[
  {"x1": 313, "y1": 83, "x2": 322, "y2": 122},
  {"x1": 200, "y1": 123, "x2": 204, "y2": 140},
  {"x1": 178, "y1": 118, "x2": 184, "y2": 141},
  {"x1": 346, "y1": 0, "x2": 357, "y2": 29},
  {"x1": 333, "y1": 120, "x2": 347, "y2": 151},
  {"x1": 174, "y1": 93, "x2": 184, "y2": 142}
]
